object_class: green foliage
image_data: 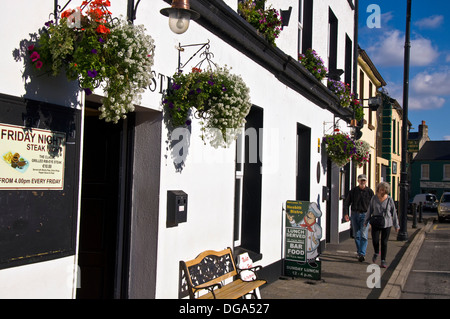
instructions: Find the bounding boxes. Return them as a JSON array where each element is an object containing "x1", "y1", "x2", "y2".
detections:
[
  {"x1": 25, "y1": 1, "x2": 155, "y2": 123},
  {"x1": 238, "y1": 0, "x2": 282, "y2": 46},
  {"x1": 163, "y1": 66, "x2": 252, "y2": 148},
  {"x1": 298, "y1": 49, "x2": 328, "y2": 81},
  {"x1": 323, "y1": 132, "x2": 357, "y2": 167}
]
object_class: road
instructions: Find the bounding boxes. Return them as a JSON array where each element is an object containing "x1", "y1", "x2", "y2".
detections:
[{"x1": 401, "y1": 215, "x2": 450, "y2": 299}]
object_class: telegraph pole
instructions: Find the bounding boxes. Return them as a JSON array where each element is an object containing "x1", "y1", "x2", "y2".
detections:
[{"x1": 398, "y1": 0, "x2": 412, "y2": 241}]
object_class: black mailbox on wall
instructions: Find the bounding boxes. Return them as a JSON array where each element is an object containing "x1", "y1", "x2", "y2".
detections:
[{"x1": 167, "y1": 190, "x2": 188, "y2": 227}]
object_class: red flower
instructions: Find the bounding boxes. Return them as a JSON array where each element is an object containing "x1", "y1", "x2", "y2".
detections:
[
  {"x1": 30, "y1": 51, "x2": 40, "y2": 62},
  {"x1": 61, "y1": 9, "x2": 74, "y2": 19},
  {"x1": 96, "y1": 24, "x2": 110, "y2": 34}
]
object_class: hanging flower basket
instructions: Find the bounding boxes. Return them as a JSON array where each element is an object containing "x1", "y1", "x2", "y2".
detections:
[
  {"x1": 238, "y1": 0, "x2": 282, "y2": 46},
  {"x1": 25, "y1": 0, "x2": 155, "y2": 123},
  {"x1": 298, "y1": 49, "x2": 328, "y2": 81},
  {"x1": 323, "y1": 132, "x2": 356, "y2": 167},
  {"x1": 163, "y1": 66, "x2": 252, "y2": 148},
  {"x1": 353, "y1": 140, "x2": 370, "y2": 167},
  {"x1": 327, "y1": 79, "x2": 353, "y2": 108},
  {"x1": 351, "y1": 98, "x2": 364, "y2": 122}
]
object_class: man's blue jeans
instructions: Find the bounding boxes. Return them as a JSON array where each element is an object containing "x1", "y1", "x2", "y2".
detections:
[{"x1": 351, "y1": 212, "x2": 369, "y2": 256}]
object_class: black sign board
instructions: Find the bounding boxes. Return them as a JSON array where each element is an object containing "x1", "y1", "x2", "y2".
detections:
[
  {"x1": 284, "y1": 200, "x2": 322, "y2": 280},
  {"x1": 0, "y1": 94, "x2": 81, "y2": 269}
]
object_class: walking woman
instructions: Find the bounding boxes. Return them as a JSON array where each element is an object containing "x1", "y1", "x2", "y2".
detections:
[{"x1": 364, "y1": 182, "x2": 400, "y2": 268}]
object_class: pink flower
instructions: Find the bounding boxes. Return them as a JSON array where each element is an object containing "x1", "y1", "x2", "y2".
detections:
[
  {"x1": 28, "y1": 45, "x2": 35, "y2": 51},
  {"x1": 30, "y1": 51, "x2": 40, "y2": 62},
  {"x1": 35, "y1": 61, "x2": 43, "y2": 69}
]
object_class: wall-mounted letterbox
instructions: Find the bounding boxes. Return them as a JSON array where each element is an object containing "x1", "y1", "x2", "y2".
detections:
[{"x1": 167, "y1": 190, "x2": 188, "y2": 228}]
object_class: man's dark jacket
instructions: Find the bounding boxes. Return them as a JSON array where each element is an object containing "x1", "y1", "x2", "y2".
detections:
[{"x1": 344, "y1": 186, "x2": 374, "y2": 215}]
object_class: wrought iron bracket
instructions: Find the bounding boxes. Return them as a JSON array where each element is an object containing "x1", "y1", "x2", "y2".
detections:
[
  {"x1": 176, "y1": 40, "x2": 217, "y2": 72},
  {"x1": 51, "y1": 0, "x2": 74, "y2": 25},
  {"x1": 127, "y1": 0, "x2": 142, "y2": 23}
]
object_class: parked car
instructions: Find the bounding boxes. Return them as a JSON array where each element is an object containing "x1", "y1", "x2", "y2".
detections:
[
  {"x1": 438, "y1": 192, "x2": 450, "y2": 222},
  {"x1": 411, "y1": 193, "x2": 438, "y2": 211}
]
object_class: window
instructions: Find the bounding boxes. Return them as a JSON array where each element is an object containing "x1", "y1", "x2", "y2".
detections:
[
  {"x1": 344, "y1": 35, "x2": 352, "y2": 86},
  {"x1": 444, "y1": 164, "x2": 450, "y2": 180},
  {"x1": 421, "y1": 164, "x2": 430, "y2": 180},
  {"x1": 392, "y1": 119, "x2": 396, "y2": 153},
  {"x1": 298, "y1": 0, "x2": 303, "y2": 57},
  {"x1": 298, "y1": 0, "x2": 313, "y2": 57},
  {"x1": 328, "y1": 8, "x2": 338, "y2": 73}
]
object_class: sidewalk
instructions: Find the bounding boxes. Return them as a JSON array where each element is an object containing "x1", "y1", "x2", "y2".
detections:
[{"x1": 261, "y1": 216, "x2": 432, "y2": 299}]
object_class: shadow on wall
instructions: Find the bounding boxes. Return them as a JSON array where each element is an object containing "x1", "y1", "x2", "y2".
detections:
[{"x1": 12, "y1": 34, "x2": 80, "y2": 109}]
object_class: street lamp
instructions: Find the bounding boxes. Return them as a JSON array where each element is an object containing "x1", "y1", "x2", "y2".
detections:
[
  {"x1": 160, "y1": 0, "x2": 200, "y2": 34},
  {"x1": 398, "y1": 0, "x2": 412, "y2": 241}
]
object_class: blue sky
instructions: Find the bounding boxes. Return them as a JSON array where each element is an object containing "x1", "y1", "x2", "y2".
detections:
[{"x1": 358, "y1": 0, "x2": 450, "y2": 140}]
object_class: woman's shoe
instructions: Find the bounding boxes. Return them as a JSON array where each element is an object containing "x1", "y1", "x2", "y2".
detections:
[
  {"x1": 381, "y1": 260, "x2": 387, "y2": 268},
  {"x1": 372, "y1": 253, "x2": 379, "y2": 263}
]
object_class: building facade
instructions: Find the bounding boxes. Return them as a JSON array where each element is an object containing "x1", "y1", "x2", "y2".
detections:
[
  {"x1": 356, "y1": 47, "x2": 386, "y2": 192},
  {"x1": 376, "y1": 94, "x2": 403, "y2": 203},
  {"x1": 0, "y1": 0, "x2": 357, "y2": 298},
  {"x1": 410, "y1": 141, "x2": 450, "y2": 200}
]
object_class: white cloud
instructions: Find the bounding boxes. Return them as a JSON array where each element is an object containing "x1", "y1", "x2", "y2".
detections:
[
  {"x1": 367, "y1": 30, "x2": 439, "y2": 67},
  {"x1": 411, "y1": 69, "x2": 450, "y2": 96},
  {"x1": 383, "y1": 78, "x2": 447, "y2": 111},
  {"x1": 381, "y1": 11, "x2": 395, "y2": 25},
  {"x1": 414, "y1": 15, "x2": 444, "y2": 29},
  {"x1": 444, "y1": 136, "x2": 450, "y2": 141},
  {"x1": 409, "y1": 95, "x2": 446, "y2": 110},
  {"x1": 446, "y1": 54, "x2": 450, "y2": 62}
]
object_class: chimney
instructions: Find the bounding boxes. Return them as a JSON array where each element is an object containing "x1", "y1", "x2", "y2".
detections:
[{"x1": 419, "y1": 120, "x2": 428, "y2": 139}]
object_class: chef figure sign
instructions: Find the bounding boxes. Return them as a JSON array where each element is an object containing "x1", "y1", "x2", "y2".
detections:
[{"x1": 286, "y1": 202, "x2": 322, "y2": 268}]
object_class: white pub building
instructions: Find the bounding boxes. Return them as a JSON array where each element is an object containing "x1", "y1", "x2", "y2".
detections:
[{"x1": 0, "y1": 0, "x2": 359, "y2": 298}]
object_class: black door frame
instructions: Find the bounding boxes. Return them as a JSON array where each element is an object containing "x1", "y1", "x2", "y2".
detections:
[{"x1": 77, "y1": 104, "x2": 134, "y2": 299}]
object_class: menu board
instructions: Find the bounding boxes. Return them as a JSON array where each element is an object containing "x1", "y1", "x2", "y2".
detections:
[
  {"x1": 0, "y1": 123, "x2": 66, "y2": 190},
  {"x1": 0, "y1": 94, "x2": 81, "y2": 270},
  {"x1": 284, "y1": 200, "x2": 322, "y2": 280}
]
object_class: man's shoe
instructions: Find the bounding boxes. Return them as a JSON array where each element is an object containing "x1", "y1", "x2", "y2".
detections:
[{"x1": 358, "y1": 255, "x2": 365, "y2": 262}]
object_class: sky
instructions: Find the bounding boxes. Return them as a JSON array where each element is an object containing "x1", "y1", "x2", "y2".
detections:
[{"x1": 358, "y1": 0, "x2": 450, "y2": 141}]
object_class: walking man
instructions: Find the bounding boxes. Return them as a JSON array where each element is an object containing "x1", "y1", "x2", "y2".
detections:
[{"x1": 343, "y1": 174, "x2": 374, "y2": 262}]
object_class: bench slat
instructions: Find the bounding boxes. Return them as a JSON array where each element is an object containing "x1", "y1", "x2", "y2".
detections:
[{"x1": 197, "y1": 279, "x2": 266, "y2": 299}]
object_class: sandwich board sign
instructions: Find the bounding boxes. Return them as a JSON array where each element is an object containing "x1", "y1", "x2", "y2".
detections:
[{"x1": 284, "y1": 200, "x2": 322, "y2": 280}]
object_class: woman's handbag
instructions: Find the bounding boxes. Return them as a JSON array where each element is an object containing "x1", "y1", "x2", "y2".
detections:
[
  {"x1": 370, "y1": 214, "x2": 385, "y2": 228},
  {"x1": 370, "y1": 199, "x2": 390, "y2": 228}
]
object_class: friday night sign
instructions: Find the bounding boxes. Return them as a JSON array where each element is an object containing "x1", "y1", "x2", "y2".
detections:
[{"x1": 0, "y1": 123, "x2": 66, "y2": 190}]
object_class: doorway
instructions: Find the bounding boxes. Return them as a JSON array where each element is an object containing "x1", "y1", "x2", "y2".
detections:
[
  {"x1": 77, "y1": 106, "x2": 131, "y2": 299},
  {"x1": 296, "y1": 123, "x2": 311, "y2": 201}
]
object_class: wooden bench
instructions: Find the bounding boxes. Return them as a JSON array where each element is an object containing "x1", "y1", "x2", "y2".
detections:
[{"x1": 181, "y1": 247, "x2": 266, "y2": 299}]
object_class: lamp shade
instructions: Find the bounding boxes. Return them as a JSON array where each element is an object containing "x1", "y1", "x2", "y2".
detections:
[{"x1": 160, "y1": 0, "x2": 200, "y2": 34}]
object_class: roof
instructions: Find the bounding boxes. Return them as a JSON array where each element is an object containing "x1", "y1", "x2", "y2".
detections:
[
  {"x1": 414, "y1": 141, "x2": 450, "y2": 161},
  {"x1": 358, "y1": 47, "x2": 387, "y2": 87}
]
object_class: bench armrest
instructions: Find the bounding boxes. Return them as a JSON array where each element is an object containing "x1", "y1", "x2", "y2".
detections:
[
  {"x1": 237, "y1": 265, "x2": 262, "y2": 280},
  {"x1": 192, "y1": 282, "x2": 222, "y2": 299}
]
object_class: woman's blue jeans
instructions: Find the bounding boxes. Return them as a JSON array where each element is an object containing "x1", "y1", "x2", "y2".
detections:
[{"x1": 351, "y1": 212, "x2": 369, "y2": 256}]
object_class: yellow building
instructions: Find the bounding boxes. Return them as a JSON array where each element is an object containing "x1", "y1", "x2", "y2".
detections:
[{"x1": 356, "y1": 48, "x2": 386, "y2": 193}]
